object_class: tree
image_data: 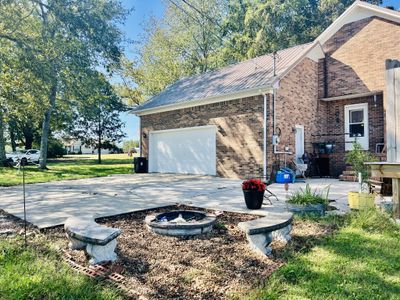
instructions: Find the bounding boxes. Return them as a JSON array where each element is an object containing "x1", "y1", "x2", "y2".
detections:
[
  {"x1": 0, "y1": 0, "x2": 128, "y2": 169},
  {"x1": 67, "y1": 73, "x2": 127, "y2": 164},
  {"x1": 122, "y1": 139, "x2": 139, "y2": 153},
  {"x1": 119, "y1": 0, "x2": 226, "y2": 100}
]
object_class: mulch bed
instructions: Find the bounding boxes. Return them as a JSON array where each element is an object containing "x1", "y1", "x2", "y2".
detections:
[{"x1": 1, "y1": 207, "x2": 338, "y2": 300}]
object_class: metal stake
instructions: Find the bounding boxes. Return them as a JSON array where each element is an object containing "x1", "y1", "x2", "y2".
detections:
[{"x1": 21, "y1": 158, "x2": 27, "y2": 247}]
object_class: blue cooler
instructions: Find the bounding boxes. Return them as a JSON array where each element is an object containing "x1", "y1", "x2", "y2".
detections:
[{"x1": 275, "y1": 170, "x2": 292, "y2": 183}]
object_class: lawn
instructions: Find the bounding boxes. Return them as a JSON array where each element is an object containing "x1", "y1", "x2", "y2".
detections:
[
  {"x1": 0, "y1": 237, "x2": 124, "y2": 300},
  {"x1": 247, "y1": 209, "x2": 400, "y2": 300},
  {"x1": 0, "y1": 154, "x2": 134, "y2": 186}
]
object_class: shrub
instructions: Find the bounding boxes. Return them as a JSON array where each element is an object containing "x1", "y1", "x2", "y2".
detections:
[
  {"x1": 47, "y1": 139, "x2": 67, "y2": 158},
  {"x1": 345, "y1": 141, "x2": 375, "y2": 184},
  {"x1": 288, "y1": 184, "x2": 330, "y2": 205}
]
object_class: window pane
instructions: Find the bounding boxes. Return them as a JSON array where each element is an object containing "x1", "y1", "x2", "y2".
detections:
[
  {"x1": 349, "y1": 124, "x2": 364, "y2": 137},
  {"x1": 350, "y1": 109, "x2": 363, "y2": 123}
]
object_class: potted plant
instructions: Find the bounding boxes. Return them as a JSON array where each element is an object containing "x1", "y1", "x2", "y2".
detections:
[
  {"x1": 346, "y1": 141, "x2": 376, "y2": 210},
  {"x1": 287, "y1": 184, "x2": 330, "y2": 216},
  {"x1": 242, "y1": 179, "x2": 266, "y2": 209}
]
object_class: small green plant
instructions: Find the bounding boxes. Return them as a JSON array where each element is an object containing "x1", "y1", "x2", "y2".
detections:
[
  {"x1": 345, "y1": 141, "x2": 375, "y2": 185},
  {"x1": 287, "y1": 184, "x2": 330, "y2": 205}
]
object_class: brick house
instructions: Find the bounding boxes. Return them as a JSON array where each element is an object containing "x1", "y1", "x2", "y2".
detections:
[{"x1": 133, "y1": 1, "x2": 400, "y2": 179}]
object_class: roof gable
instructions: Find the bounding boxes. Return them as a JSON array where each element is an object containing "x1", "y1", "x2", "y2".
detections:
[{"x1": 134, "y1": 1, "x2": 400, "y2": 115}]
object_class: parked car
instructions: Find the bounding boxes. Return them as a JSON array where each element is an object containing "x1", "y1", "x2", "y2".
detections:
[{"x1": 6, "y1": 149, "x2": 41, "y2": 164}]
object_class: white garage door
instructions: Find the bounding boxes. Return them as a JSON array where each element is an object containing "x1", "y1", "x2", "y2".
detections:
[{"x1": 149, "y1": 125, "x2": 216, "y2": 175}]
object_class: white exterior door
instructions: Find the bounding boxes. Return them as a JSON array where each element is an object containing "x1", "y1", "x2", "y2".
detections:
[
  {"x1": 345, "y1": 103, "x2": 369, "y2": 151},
  {"x1": 149, "y1": 125, "x2": 216, "y2": 175},
  {"x1": 295, "y1": 125, "x2": 305, "y2": 162}
]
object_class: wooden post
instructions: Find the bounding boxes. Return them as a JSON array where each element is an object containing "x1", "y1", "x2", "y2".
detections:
[
  {"x1": 385, "y1": 60, "x2": 400, "y2": 219},
  {"x1": 394, "y1": 179, "x2": 400, "y2": 219}
]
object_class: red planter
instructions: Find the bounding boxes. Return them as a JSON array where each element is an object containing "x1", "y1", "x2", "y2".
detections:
[{"x1": 243, "y1": 190, "x2": 265, "y2": 209}]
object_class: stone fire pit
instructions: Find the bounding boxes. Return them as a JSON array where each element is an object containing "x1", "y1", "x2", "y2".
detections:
[{"x1": 145, "y1": 210, "x2": 217, "y2": 237}]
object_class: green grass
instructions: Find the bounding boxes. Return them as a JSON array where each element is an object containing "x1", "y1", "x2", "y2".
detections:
[
  {"x1": 0, "y1": 154, "x2": 134, "y2": 186},
  {"x1": 247, "y1": 209, "x2": 400, "y2": 300},
  {"x1": 0, "y1": 238, "x2": 124, "y2": 300},
  {"x1": 287, "y1": 184, "x2": 330, "y2": 205}
]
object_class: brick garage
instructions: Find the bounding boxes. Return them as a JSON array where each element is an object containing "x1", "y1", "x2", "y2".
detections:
[
  {"x1": 141, "y1": 96, "x2": 265, "y2": 179},
  {"x1": 135, "y1": 3, "x2": 400, "y2": 179}
]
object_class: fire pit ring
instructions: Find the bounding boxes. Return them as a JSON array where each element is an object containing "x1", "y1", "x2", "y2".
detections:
[{"x1": 145, "y1": 210, "x2": 217, "y2": 237}]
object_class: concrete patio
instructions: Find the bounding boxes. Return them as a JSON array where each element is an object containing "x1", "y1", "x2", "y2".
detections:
[{"x1": 0, "y1": 174, "x2": 358, "y2": 228}]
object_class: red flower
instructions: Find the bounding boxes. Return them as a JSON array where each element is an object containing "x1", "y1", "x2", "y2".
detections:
[{"x1": 242, "y1": 178, "x2": 266, "y2": 192}]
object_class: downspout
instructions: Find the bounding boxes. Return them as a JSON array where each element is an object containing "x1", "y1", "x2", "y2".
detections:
[
  {"x1": 263, "y1": 93, "x2": 268, "y2": 179},
  {"x1": 139, "y1": 117, "x2": 142, "y2": 157}
]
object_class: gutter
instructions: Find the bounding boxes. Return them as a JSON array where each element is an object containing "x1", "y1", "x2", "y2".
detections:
[{"x1": 132, "y1": 86, "x2": 273, "y2": 116}]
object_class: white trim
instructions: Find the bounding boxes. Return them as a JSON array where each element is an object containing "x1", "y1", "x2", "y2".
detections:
[
  {"x1": 263, "y1": 94, "x2": 267, "y2": 178},
  {"x1": 316, "y1": 1, "x2": 400, "y2": 46},
  {"x1": 133, "y1": 86, "x2": 273, "y2": 116},
  {"x1": 320, "y1": 90, "x2": 383, "y2": 101},
  {"x1": 344, "y1": 103, "x2": 369, "y2": 151},
  {"x1": 149, "y1": 125, "x2": 217, "y2": 135}
]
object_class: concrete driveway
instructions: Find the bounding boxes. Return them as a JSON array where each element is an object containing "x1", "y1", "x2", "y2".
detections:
[{"x1": 0, "y1": 174, "x2": 358, "y2": 228}]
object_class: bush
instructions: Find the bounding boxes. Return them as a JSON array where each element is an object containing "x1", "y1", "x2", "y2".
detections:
[
  {"x1": 345, "y1": 141, "x2": 375, "y2": 183},
  {"x1": 47, "y1": 139, "x2": 67, "y2": 158},
  {"x1": 288, "y1": 184, "x2": 330, "y2": 205}
]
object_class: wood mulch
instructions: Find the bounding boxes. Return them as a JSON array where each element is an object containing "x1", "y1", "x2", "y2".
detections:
[{"x1": 1, "y1": 207, "x2": 338, "y2": 300}]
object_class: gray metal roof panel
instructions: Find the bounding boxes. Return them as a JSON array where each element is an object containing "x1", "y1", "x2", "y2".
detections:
[{"x1": 134, "y1": 42, "x2": 312, "y2": 112}]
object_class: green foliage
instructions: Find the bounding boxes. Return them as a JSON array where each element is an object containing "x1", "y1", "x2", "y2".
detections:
[
  {"x1": 287, "y1": 184, "x2": 330, "y2": 205},
  {"x1": 66, "y1": 72, "x2": 126, "y2": 163},
  {"x1": 345, "y1": 141, "x2": 376, "y2": 183},
  {"x1": 0, "y1": 0, "x2": 128, "y2": 168},
  {"x1": 348, "y1": 208, "x2": 399, "y2": 236},
  {"x1": 122, "y1": 139, "x2": 139, "y2": 152},
  {"x1": 0, "y1": 238, "x2": 123, "y2": 299},
  {"x1": 46, "y1": 139, "x2": 67, "y2": 158},
  {"x1": 247, "y1": 209, "x2": 400, "y2": 300}
]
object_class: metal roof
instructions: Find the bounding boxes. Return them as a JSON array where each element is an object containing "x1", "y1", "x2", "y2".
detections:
[{"x1": 133, "y1": 43, "x2": 313, "y2": 113}]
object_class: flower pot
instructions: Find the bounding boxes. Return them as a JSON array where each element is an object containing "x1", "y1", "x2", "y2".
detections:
[
  {"x1": 348, "y1": 192, "x2": 375, "y2": 210},
  {"x1": 243, "y1": 190, "x2": 264, "y2": 209}
]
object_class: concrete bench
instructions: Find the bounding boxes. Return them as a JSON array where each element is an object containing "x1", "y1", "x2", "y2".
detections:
[
  {"x1": 238, "y1": 212, "x2": 293, "y2": 256},
  {"x1": 64, "y1": 216, "x2": 121, "y2": 265}
]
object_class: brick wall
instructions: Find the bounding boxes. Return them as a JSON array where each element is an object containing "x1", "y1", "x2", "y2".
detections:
[
  {"x1": 141, "y1": 96, "x2": 265, "y2": 179},
  {"x1": 270, "y1": 58, "x2": 321, "y2": 168},
  {"x1": 320, "y1": 17, "x2": 400, "y2": 98},
  {"x1": 321, "y1": 95, "x2": 385, "y2": 176}
]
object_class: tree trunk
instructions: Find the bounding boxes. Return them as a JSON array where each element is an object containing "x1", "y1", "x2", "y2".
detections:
[
  {"x1": 23, "y1": 126, "x2": 34, "y2": 149},
  {"x1": 0, "y1": 109, "x2": 6, "y2": 166},
  {"x1": 39, "y1": 80, "x2": 57, "y2": 169},
  {"x1": 8, "y1": 121, "x2": 17, "y2": 152},
  {"x1": 98, "y1": 133, "x2": 102, "y2": 164}
]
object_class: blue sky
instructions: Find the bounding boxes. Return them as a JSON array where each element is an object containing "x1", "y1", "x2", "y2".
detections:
[{"x1": 119, "y1": 0, "x2": 399, "y2": 142}]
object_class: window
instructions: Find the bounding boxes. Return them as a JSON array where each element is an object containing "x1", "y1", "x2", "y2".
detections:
[
  {"x1": 345, "y1": 103, "x2": 369, "y2": 151},
  {"x1": 349, "y1": 109, "x2": 364, "y2": 137}
]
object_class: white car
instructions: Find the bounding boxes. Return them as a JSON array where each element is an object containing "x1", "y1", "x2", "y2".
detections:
[{"x1": 6, "y1": 149, "x2": 41, "y2": 164}]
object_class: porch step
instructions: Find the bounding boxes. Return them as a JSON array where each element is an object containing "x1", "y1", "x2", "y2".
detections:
[
  {"x1": 342, "y1": 170, "x2": 356, "y2": 176},
  {"x1": 339, "y1": 174, "x2": 358, "y2": 182}
]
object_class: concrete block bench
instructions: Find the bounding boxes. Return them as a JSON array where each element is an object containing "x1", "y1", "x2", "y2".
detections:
[
  {"x1": 64, "y1": 216, "x2": 122, "y2": 265},
  {"x1": 238, "y1": 212, "x2": 293, "y2": 256}
]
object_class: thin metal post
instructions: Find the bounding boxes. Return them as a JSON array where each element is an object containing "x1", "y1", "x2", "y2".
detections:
[{"x1": 21, "y1": 158, "x2": 27, "y2": 247}]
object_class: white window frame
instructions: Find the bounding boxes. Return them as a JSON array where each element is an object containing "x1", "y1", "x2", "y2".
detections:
[{"x1": 345, "y1": 103, "x2": 369, "y2": 151}]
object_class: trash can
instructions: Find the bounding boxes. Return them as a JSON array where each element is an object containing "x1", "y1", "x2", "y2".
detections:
[{"x1": 133, "y1": 157, "x2": 148, "y2": 173}]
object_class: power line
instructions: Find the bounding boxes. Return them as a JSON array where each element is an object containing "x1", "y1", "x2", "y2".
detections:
[{"x1": 166, "y1": 0, "x2": 280, "y2": 74}]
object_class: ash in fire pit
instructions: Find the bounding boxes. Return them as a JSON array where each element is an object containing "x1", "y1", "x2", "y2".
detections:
[{"x1": 145, "y1": 210, "x2": 217, "y2": 237}]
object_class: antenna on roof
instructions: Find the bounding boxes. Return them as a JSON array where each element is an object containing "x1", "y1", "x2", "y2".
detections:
[{"x1": 273, "y1": 51, "x2": 277, "y2": 77}]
